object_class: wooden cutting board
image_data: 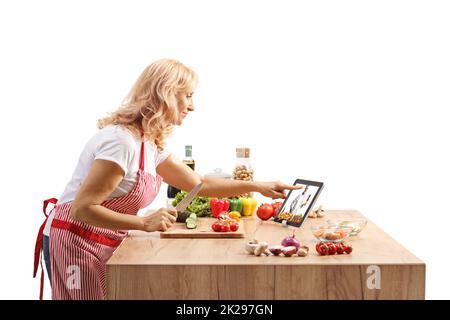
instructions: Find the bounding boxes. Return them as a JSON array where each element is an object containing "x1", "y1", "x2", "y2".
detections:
[{"x1": 160, "y1": 217, "x2": 245, "y2": 238}]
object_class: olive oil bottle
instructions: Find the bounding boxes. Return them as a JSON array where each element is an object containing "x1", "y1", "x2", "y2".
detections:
[
  {"x1": 167, "y1": 145, "x2": 195, "y2": 199},
  {"x1": 183, "y1": 145, "x2": 195, "y2": 170}
]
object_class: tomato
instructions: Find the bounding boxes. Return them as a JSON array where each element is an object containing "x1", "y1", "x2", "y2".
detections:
[
  {"x1": 315, "y1": 242, "x2": 329, "y2": 256},
  {"x1": 256, "y1": 204, "x2": 275, "y2": 221},
  {"x1": 315, "y1": 242, "x2": 322, "y2": 252},
  {"x1": 211, "y1": 222, "x2": 222, "y2": 232},
  {"x1": 271, "y1": 202, "x2": 283, "y2": 217},
  {"x1": 336, "y1": 243, "x2": 345, "y2": 254},
  {"x1": 229, "y1": 223, "x2": 239, "y2": 232},
  {"x1": 326, "y1": 242, "x2": 337, "y2": 255},
  {"x1": 344, "y1": 244, "x2": 353, "y2": 254},
  {"x1": 220, "y1": 224, "x2": 230, "y2": 232}
]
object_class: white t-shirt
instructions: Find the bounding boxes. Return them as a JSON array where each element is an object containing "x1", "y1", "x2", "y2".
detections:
[{"x1": 43, "y1": 125, "x2": 170, "y2": 236}]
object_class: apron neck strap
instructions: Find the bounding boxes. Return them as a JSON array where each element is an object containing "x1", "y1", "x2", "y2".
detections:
[{"x1": 139, "y1": 132, "x2": 145, "y2": 171}]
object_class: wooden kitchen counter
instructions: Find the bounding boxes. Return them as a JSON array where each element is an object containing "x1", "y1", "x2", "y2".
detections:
[{"x1": 106, "y1": 210, "x2": 425, "y2": 300}]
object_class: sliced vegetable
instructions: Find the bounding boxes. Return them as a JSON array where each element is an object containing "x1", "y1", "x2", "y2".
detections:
[
  {"x1": 282, "y1": 246, "x2": 297, "y2": 257},
  {"x1": 185, "y1": 213, "x2": 197, "y2": 229},
  {"x1": 186, "y1": 218, "x2": 197, "y2": 229},
  {"x1": 268, "y1": 245, "x2": 284, "y2": 256}
]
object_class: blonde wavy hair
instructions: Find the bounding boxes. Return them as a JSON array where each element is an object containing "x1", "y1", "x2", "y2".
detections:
[{"x1": 98, "y1": 59, "x2": 198, "y2": 150}]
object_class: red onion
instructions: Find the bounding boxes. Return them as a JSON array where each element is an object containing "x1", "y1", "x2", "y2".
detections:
[{"x1": 281, "y1": 234, "x2": 301, "y2": 249}]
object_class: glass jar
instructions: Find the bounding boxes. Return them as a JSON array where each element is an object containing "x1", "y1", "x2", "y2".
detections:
[
  {"x1": 233, "y1": 147, "x2": 253, "y2": 198},
  {"x1": 205, "y1": 168, "x2": 232, "y2": 180}
]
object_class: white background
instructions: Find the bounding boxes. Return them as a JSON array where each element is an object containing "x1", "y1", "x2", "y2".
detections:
[{"x1": 1, "y1": 0, "x2": 449, "y2": 299}]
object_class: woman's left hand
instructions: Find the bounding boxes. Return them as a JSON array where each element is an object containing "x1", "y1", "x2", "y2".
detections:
[{"x1": 256, "y1": 181, "x2": 303, "y2": 199}]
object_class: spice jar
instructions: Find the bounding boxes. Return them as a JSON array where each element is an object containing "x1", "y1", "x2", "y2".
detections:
[{"x1": 233, "y1": 147, "x2": 253, "y2": 198}]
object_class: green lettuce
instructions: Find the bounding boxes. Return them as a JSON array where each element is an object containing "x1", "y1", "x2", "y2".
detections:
[{"x1": 172, "y1": 191, "x2": 212, "y2": 217}]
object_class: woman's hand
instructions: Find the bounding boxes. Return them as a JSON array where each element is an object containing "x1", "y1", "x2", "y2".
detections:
[
  {"x1": 256, "y1": 181, "x2": 303, "y2": 199},
  {"x1": 141, "y1": 208, "x2": 178, "y2": 232}
]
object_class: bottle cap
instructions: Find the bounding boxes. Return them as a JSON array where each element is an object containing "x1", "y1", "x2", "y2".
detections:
[{"x1": 185, "y1": 145, "x2": 192, "y2": 157}]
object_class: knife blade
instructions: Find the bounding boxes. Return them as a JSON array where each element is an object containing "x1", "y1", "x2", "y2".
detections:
[{"x1": 175, "y1": 182, "x2": 204, "y2": 212}]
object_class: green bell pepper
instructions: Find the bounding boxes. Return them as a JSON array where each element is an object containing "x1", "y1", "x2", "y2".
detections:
[{"x1": 229, "y1": 197, "x2": 243, "y2": 213}]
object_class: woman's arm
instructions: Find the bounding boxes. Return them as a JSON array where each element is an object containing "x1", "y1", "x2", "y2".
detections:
[
  {"x1": 70, "y1": 159, "x2": 176, "y2": 231},
  {"x1": 157, "y1": 154, "x2": 301, "y2": 199}
]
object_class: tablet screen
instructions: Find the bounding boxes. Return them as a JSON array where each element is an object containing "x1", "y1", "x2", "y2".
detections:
[{"x1": 273, "y1": 179, "x2": 324, "y2": 228}]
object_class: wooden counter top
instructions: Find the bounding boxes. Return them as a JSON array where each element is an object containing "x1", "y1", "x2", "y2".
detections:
[
  {"x1": 106, "y1": 210, "x2": 425, "y2": 300},
  {"x1": 107, "y1": 210, "x2": 422, "y2": 266}
]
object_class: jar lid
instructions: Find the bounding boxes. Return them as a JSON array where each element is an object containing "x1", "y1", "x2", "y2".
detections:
[{"x1": 204, "y1": 168, "x2": 232, "y2": 179}]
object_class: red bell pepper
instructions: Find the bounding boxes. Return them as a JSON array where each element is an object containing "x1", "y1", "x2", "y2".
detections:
[{"x1": 210, "y1": 199, "x2": 230, "y2": 218}]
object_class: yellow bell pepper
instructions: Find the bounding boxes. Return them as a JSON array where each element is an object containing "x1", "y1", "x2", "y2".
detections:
[
  {"x1": 228, "y1": 211, "x2": 241, "y2": 222},
  {"x1": 241, "y1": 197, "x2": 257, "y2": 216}
]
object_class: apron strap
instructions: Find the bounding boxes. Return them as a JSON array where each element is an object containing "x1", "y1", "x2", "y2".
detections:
[
  {"x1": 139, "y1": 133, "x2": 145, "y2": 171},
  {"x1": 51, "y1": 219, "x2": 123, "y2": 247},
  {"x1": 34, "y1": 198, "x2": 57, "y2": 300}
]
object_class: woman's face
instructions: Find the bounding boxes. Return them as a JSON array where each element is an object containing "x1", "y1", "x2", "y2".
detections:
[{"x1": 174, "y1": 91, "x2": 195, "y2": 125}]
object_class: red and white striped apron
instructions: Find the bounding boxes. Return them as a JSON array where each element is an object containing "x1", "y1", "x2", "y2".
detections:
[{"x1": 34, "y1": 138, "x2": 162, "y2": 300}]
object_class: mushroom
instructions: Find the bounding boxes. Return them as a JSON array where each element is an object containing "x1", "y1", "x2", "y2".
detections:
[
  {"x1": 310, "y1": 205, "x2": 325, "y2": 218},
  {"x1": 297, "y1": 246, "x2": 309, "y2": 257},
  {"x1": 245, "y1": 243, "x2": 259, "y2": 255},
  {"x1": 254, "y1": 242, "x2": 269, "y2": 256}
]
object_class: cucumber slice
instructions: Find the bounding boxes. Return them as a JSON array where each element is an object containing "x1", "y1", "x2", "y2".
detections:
[
  {"x1": 186, "y1": 217, "x2": 197, "y2": 229},
  {"x1": 189, "y1": 213, "x2": 197, "y2": 220}
]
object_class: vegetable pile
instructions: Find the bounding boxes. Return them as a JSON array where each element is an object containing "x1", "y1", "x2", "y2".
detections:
[
  {"x1": 315, "y1": 241, "x2": 353, "y2": 255},
  {"x1": 171, "y1": 192, "x2": 259, "y2": 219},
  {"x1": 211, "y1": 213, "x2": 239, "y2": 233},
  {"x1": 245, "y1": 233, "x2": 309, "y2": 257}
]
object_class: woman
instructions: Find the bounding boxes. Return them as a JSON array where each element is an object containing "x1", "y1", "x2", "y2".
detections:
[{"x1": 33, "y1": 58, "x2": 300, "y2": 300}]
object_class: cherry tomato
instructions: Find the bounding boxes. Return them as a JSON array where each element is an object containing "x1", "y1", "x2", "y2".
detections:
[
  {"x1": 336, "y1": 243, "x2": 345, "y2": 254},
  {"x1": 315, "y1": 242, "x2": 329, "y2": 256},
  {"x1": 326, "y1": 242, "x2": 337, "y2": 255},
  {"x1": 316, "y1": 242, "x2": 322, "y2": 252},
  {"x1": 220, "y1": 224, "x2": 230, "y2": 232},
  {"x1": 344, "y1": 245, "x2": 353, "y2": 254},
  {"x1": 211, "y1": 222, "x2": 222, "y2": 232},
  {"x1": 229, "y1": 223, "x2": 239, "y2": 232}
]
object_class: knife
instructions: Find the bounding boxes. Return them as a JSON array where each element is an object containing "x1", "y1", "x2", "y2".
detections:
[{"x1": 175, "y1": 182, "x2": 204, "y2": 212}]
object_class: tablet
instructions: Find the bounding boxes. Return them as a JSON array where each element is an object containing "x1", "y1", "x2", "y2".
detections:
[{"x1": 273, "y1": 179, "x2": 324, "y2": 228}]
